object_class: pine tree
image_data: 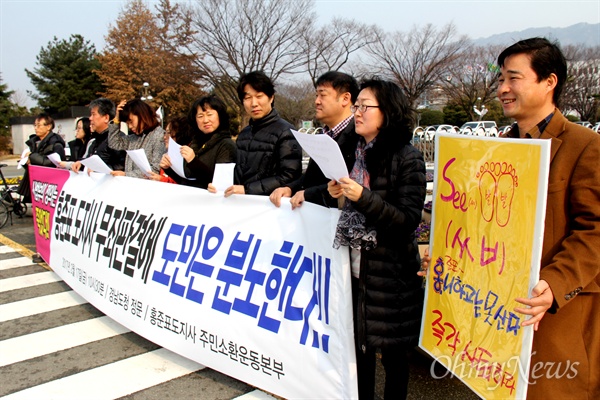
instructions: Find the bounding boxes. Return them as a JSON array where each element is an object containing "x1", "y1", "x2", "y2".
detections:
[
  {"x1": 25, "y1": 34, "x2": 103, "y2": 113},
  {"x1": 0, "y1": 76, "x2": 28, "y2": 153}
]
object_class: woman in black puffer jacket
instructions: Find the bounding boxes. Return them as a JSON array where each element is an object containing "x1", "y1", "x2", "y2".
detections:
[
  {"x1": 162, "y1": 95, "x2": 237, "y2": 189},
  {"x1": 328, "y1": 78, "x2": 426, "y2": 400}
]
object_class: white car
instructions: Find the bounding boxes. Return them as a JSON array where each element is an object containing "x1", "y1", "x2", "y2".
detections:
[
  {"x1": 421, "y1": 124, "x2": 459, "y2": 141},
  {"x1": 497, "y1": 125, "x2": 513, "y2": 136},
  {"x1": 592, "y1": 123, "x2": 600, "y2": 133},
  {"x1": 575, "y1": 121, "x2": 592, "y2": 129},
  {"x1": 459, "y1": 121, "x2": 498, "y2": 137},
  {"x1": 433, "y1": 124, "x2": 459, "y2": 134}
]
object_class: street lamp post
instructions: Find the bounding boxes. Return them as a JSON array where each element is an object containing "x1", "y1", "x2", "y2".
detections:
[
  {"x1": 473, "y1": 97, "x2": 488, "y2": 121},
  {"x1": 141, "y1": 82, "x2": 153, "y2": 101}
]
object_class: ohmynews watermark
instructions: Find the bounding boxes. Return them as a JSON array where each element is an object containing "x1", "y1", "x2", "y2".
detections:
[{"x1": 430, "y1": 352, "x2": 579, "y2": 393}]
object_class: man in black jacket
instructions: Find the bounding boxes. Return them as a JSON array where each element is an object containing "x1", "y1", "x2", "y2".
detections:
[
  {"x1": 269, "y1": 71, "x2": 360, "y2": 208},
  {"x1": 17, "y1": 113, "x2": 66, "y2": 264},
  {"x1": 72, "y1": 98, "x2": 125, "y2": 173},
  {"x1": 17, "y1": 113, "x2": 66, "y2": 203},
  {"x1": 215, "y1": 71, "x2": 302, "y2": 197}
]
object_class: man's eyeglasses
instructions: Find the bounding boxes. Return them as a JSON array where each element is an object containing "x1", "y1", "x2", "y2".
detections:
[
  {"x1": 350, "y1": 104, "x2": 380, "y2": 113},
  {"x1": 33, "y1": 123, "x2": 49, "y2": 128}
]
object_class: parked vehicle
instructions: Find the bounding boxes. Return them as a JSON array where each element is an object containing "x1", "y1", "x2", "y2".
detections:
[
  {"x1": 420, "y1": 124, "x2": 458, "y2": 141},
  {"x1": 575, "y1": 121, "x2": 592, "y2": 129},
  {"x1": 412, "y1": 126, "x2": 425, "y2": 144},
  {"x1": 459, "y1": 121, "x2": 498, "y2": 137},
  {"x1": 592, "y1": 122, "x2": 600, "y2": 133},
  {"x1": 497, "y1": 125, "x2": 513, "y2": 136},
  {"x1": 431, "y1": 124, "x2": 459, "y2": 134}
]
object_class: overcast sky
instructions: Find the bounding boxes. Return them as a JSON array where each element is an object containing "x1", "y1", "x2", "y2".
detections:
[{"x1": 1, "y1": 0, "x2": 599, "y2": 108}]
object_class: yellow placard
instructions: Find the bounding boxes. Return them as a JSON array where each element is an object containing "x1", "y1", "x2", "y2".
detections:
[{"x1": 419, "y1": 133, "x2": 550, "y2": 399}]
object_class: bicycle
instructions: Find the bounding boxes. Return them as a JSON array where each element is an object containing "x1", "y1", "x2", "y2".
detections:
[{"x1": 0, "y1": 163, "x2": 28, "y2": 229}]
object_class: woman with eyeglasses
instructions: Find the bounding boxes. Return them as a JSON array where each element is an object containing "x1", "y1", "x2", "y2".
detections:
[
  {"x1": 327, "y1": 78, "x2": 426, "y2": 400},
  {"x1": 17, "y1": 113, "x2": 66, "y2": 203},
  {"x1": 108, "y1": 99, "x2": 166, "y2": 179},
  {"x1": 59, "y1": 117, "x2": 93, "y2": 170},
  {"x1": 162, "y1": 95, "x2": 237, "y2": 189}
]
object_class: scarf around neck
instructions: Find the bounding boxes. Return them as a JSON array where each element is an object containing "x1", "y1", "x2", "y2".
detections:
[{"x1": 333, "y1": 138, "x2": 378, "y2": 250}]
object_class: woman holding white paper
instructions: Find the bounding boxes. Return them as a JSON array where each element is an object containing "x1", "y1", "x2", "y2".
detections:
[
  {"x1": 162, "y1": 95, "x2": 236, "y2": 189},
  {"x1": 108, "y1": 99, "x2": 166, "y2": 179},
  {"x1": 327, "y1": 78, "x2": 426, "y2": 400},
  {"x1": 148, "y1": 117, "x2": 192, "y2": 184}
]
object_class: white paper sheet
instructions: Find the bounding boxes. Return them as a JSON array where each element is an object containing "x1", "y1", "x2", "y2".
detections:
[
  {"x1": 17, "y1": 149, "x2": 29, "y2": 169},
  {"x1": 167, "y1": 137, "x2": 193, "y2": 179},
  {"x1": 80, "y1": 155, "x2": 113, "y2": 174},
  {"x1": 126, "y1": 149, "x2": 153, "y2": 177},
  {"x1": 292, "y1": 130, "x2": 349, "y2": 181},
  {"x1": 47, "y1": 152, "x2": 61, "y2": 167},
  {"x1": 212, "y1": 163, "x2": 235, "y2": 192}
]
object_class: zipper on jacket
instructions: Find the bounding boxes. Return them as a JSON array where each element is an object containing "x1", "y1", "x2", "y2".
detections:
[{"x1": 358, "y1": 250, "x2": 367, "y2": 354}]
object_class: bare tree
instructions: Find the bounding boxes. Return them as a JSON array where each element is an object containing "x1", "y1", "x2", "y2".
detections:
[
  {"x1": 562, "y1": 45, "x2": 600, "y2": 122},
  {"x1": 365, "y1": 23, "x2": 470, "y2": 107},
  {"x1": 301, "y1": 18, "x2": 375, "y2": 86},
  {"x1": 440, "y1": 45, "x2": 504, "y2": 121},
  {"x1": 9, "y1": 90, "x2": 29, "y2": 109},
  {"x1": 275, "y1": 81, "x2": 315, "y2": 127},
  {"x1": 180, "y1": 0, "x2": 314, "y2": 116}
]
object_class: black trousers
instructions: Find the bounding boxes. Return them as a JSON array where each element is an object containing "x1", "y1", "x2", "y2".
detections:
[
  {"x1": 352, "y1": 277, "x2": 411, "y2": 400},
  {"x1": 17, "y1": 168, "x2": 31, "y2": 203},
  {"x1": 356, "y1": 345, "x2": 410, "y2": 400}
]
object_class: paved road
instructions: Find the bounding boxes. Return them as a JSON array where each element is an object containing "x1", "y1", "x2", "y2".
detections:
[
  {"x1": 0, "y1": 160, "x2": 477, "y2": 399},
  {"x1": 0, "y1": 225, "x2": 268, "y2": 399},
  {"x1": 0, "y1": 158, "x2": 22, "y2": 183}
]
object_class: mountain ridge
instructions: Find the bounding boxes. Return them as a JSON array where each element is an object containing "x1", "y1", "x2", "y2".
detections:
[{"x1": 473, "y1": 22, "x2": 599, "y2": 47}]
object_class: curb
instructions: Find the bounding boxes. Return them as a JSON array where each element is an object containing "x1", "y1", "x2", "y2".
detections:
[{"x1": 0, "y1": 233, "x2": 52, "y2": 271}]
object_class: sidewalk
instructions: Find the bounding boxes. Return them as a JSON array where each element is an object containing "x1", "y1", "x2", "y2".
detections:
[
  {"x1": 0, "y1": 200, "x2": 38, "y2": 254},
  {"x1": 0, "y1": 154, "x2": 21, "y2": 166}
]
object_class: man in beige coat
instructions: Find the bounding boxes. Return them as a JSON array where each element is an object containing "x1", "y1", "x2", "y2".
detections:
[{"x1": 498, "y1": 37, "x2": 599, "y2": 399}]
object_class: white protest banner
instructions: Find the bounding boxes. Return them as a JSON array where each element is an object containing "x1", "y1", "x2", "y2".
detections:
[
  {"x1": 419, "y1": 134, "x2": 550, "y2": 399},
  {"x1": 29, "y1": 165, "x2": 358, "y2": 399}
]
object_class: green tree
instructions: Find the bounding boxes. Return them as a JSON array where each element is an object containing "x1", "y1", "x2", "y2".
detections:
[
  {"x1": 443, "y1": 102, "x2": 469, "y2": 126},
  {"x1": 25, "y1": 35, "x2": 103, "y2": 113},
  {"x1": 565, "y1": 114, "x2": 579, "y2": 122},
  {"x1": 0, "y1": 76, "x2": 28, "y2": 153},
  {"x1": 484, "y1": 99, "x2": 512, "y2": 126},
  {"x1": 420, "y1": 109, "x2": 444, "y2": 126}
]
